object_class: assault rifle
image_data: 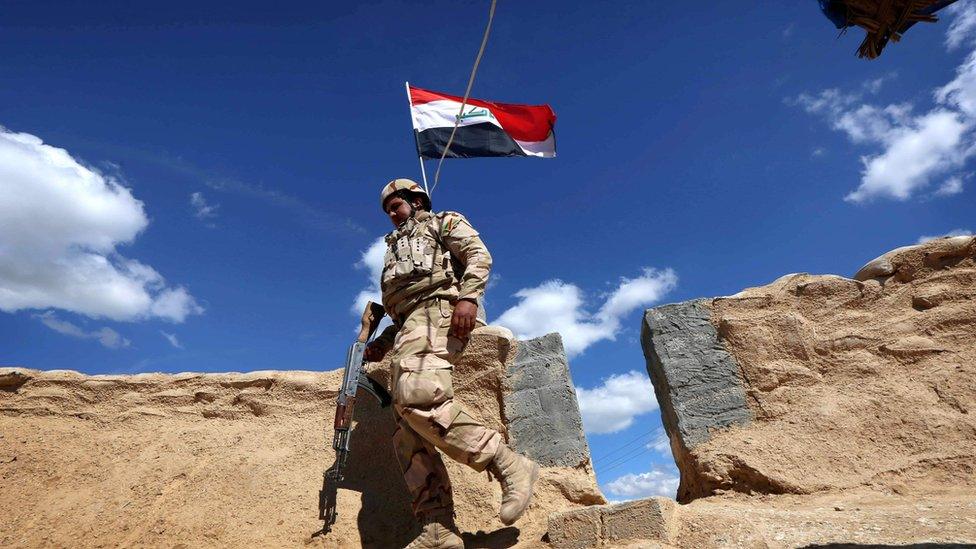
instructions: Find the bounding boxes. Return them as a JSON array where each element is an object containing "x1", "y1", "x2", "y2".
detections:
[{"x1": 318, "y1": 301, "x2": 392, "y2": 534}]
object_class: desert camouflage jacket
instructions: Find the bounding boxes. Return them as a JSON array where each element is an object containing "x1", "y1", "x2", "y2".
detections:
[{"x1": 371, "y1": 210, "x2": 491, "y2": 351}]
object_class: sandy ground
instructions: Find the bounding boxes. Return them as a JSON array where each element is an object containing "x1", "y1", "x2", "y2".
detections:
[
  {"x1": 550, "y1": 488, "x2": 976, "y2": 548},
  {"x1": 672, "y1": 490, "x2": 976, "y2": 548}
]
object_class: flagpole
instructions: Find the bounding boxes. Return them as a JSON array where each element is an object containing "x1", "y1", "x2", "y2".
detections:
[{"x1": 404, "y1": 81, "x2": 430, "y2": 195}]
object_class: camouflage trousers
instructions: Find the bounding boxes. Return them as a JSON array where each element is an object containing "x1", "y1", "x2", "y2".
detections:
[{"x1": 389, "y1": 298, "x2": 502, "y2": 518}]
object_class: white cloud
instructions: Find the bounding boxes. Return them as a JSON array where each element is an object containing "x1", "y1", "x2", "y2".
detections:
[
  {"x1": 862, "y1": 72, "x2": 898, "y2": 94},
  {"x1": 0, "y1": 127, "x2": 203, "y2": 322},
  {"x1": 160, "y1": 330, "x2": 183, "y2": 349},
  {"x1": 936, "y1": 48, "x2": 976, "y2": 117},
  {"x1": 936, "y1": 175, "x2": 966, "y2": 195},
  {"x1": 494, "y1": 268, "x2": 677, "y2": 358},
  {"x1": 839, "y1": 103, "x2": 914, "y2": 144},
  {"x1": 946, "y1": 1, "x2": 976, "y2": 50},
  {"x1": 35, "y1": 311, "x2": 130, "y2": 349},
  {"x1": 190, "y1": 192, "x2": 218, "y2": 221},
  {"x1": 597, "y1": 269, "x2": 677, "y2": 322},
  {"x1": 812, "y1": 147, "x2": 826, "y2": 157},
  {"x1": 793, "y1": 6, "x2": 976, "y2": 202},
  {"x1": 575, "y1": 370, "x2": 659, "y2": 434},
  {"x1": 917, "y1": 228, "x2": 974, "y2": 243},
  {"x1": 148, "y1": 287, "x2": 201, "y2": 322},
  {"x1": 487, "y1": 272, "x2": 501, "y2": 290},
  {"x1": 604, "y1": 467, "x2": 680, "y2": 500},
  {"x1": 351, "y1": 236, "x2": 386, "y2": 315},
  {"x1": 794, "y1": 91, "x2": 915, "y2": 144},
  {"x1": 847, "y1": 110, "x2": 969, "y2": 202},
  {"x1": 349, "y1": 236, "x2": 393, "y2": 336},
  {"x1": 792, "y1": 88, "x2": 854, "y2": 117}
]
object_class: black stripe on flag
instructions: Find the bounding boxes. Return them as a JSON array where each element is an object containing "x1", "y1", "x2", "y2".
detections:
[{"x1": 415, "y1": 122, "x2": 525, "y2": 159}]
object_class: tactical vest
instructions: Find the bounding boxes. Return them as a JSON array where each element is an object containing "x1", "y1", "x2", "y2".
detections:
[{"x1": 381, "y1": 211, "x2": 459, "y2": 319}]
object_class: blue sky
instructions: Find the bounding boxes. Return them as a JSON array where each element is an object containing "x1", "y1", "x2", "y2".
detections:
[{"x1": 1, "y1": 1, "x2": 973, "y2": 501}]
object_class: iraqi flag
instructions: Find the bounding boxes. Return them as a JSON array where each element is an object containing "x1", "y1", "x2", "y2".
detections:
[{"x1": 408, "y1": 85, "x2": 556, "y2": 159}]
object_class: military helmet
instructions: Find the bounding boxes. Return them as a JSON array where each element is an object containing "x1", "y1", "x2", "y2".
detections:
[{"x1": 380, "y1": 178, "x2": 431, "y2": 212}]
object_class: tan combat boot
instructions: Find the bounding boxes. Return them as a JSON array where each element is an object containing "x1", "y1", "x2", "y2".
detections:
[
  {"x1": 404, "y1": 513, "x2": 463, "y2": 549},
  {"x1": 487, "y1": 444, "x2": 540, "y2": 525}
]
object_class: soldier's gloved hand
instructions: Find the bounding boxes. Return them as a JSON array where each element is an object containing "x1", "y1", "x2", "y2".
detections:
[
  {"x1": 451, "y1": 299, "x2": 478, "y2": 340},
  {"x1": 364, "y1": 342, "x2": 388, "y2": 362}
]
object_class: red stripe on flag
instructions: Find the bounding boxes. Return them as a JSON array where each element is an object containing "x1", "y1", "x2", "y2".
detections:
[{"x1": 409, "y1": 86, "x2": 556, "y2": 143}]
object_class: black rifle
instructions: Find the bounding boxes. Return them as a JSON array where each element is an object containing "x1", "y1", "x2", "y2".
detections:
[{"x1": 318, "y1": 301, "x2": 392, "y2": 534}]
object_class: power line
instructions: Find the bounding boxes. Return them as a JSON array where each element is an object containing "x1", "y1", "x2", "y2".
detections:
[
  {"x1": 592, "y1": 427, "x2": 658, "y2": 463},
  {"x1": 598, "y1": 443, "x2": 652, "y2": 471},
  {"x1": 599, "y1": 447, "x2": 653, "y2": 475}
]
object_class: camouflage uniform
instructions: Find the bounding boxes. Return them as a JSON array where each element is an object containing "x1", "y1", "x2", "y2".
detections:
[{"x1": 370, "y1": 208, "x2": 501, "y2": 518}]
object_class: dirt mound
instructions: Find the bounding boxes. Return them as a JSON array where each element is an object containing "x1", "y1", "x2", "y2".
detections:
[
  {"x1": 0, "y1": 327, "x2": 603, "y2": 548},
  {"x1": 643, "y1": 236, "x2": 976, "y2": 504}
]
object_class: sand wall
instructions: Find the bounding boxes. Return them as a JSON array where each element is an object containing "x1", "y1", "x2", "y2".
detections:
[{"x1": 0, "y1": 327, "x2": 603, "y2": 548}]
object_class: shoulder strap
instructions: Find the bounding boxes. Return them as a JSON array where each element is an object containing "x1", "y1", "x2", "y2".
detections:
[{"x1": 430, "y1": 211, "x2": 465, "y2": 275}]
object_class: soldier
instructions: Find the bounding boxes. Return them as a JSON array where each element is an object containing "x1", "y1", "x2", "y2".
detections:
[{"x1": 364, "y1": 179, "x2": 540, "y2": 549}]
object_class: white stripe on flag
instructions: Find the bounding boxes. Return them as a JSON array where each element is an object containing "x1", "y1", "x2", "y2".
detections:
[
  {"x1": 410, "y1": 99, "x2": 505, "y2": 133},
  {"x1": 514, "y1": 132, "x2": 556, "y2": 158}
]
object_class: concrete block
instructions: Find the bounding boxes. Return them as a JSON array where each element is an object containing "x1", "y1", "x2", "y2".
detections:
[
  {"x1": 641, "y1": 299, "x2": 751, "y2": 449},
  {"x1": 547, "y1": 497, "x2": 677, "y2": 548},
  {"x1": 601, "y1": 497, "x2": 676, "y2": 543},
  {"x1": 547, "y1": 506, "x2": 601, "y2": 549},
  {"x1": 505, "y1": 333, "x2": 590, "y2": 467}
]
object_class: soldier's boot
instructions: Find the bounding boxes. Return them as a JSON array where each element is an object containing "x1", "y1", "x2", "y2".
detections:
[
  {"x1": 404, "y1": 513, "x2": 463, "y2": 549},
  {"x1": 487, "y1": 444, "x2": 540, "y2": 525}
]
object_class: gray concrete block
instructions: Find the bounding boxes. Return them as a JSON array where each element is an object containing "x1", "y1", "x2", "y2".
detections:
[
  {"x1": 641, "y1": 299, "x2": 751, "y2": 448},
  {"x1": 504, "y1": 333, "x2": 590, "y2": 467}
]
